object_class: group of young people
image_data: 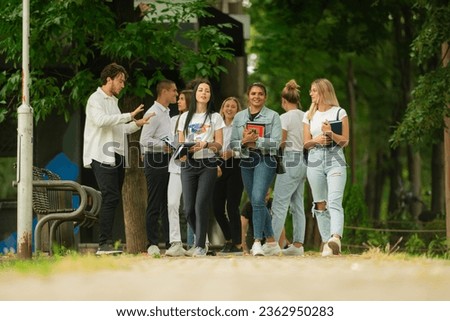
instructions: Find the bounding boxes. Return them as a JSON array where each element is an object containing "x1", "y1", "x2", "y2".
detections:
[{"x1": 83, "y1": 63, "x2": 349, "y2": 257}]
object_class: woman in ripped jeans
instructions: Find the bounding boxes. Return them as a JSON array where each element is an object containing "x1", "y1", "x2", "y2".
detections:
[{"x1": 302, "y1": 78, "x2": 349, "y2": 256}]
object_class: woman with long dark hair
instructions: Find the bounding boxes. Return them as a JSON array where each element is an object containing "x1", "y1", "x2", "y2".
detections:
[
  {"x1": 177, "y1": 80, "x2": 224, "y2": 257},
  {"x1": 165, "y1": 89, "x2": 192, "y2": 257}
]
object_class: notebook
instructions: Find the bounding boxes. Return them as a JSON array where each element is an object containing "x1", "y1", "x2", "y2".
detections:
[
  {"x1": 246, "y1": 122, "x2": 265, "y2": 137},
  {"x1": 328, "y1": 120, "x2": 342, "y2": 135},
  {"x1": 173, "y1": 142, "x2": 196, "y2": 160}
]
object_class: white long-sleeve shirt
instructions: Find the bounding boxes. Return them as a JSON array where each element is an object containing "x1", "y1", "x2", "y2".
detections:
[
  {"x1": 83, "y1": 87, "x2": 140, "y2": 167},
  {"x1": 139, "y1": 101, "x2": 171, "y2": 154}
]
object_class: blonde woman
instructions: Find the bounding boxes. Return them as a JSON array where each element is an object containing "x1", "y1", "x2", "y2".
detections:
[
  {"x1": 302, "y1": 78, "x2": 349, "y2": 256},
  {"x1": 213, "y1": 97, "x2": 244, "y2": 254}
]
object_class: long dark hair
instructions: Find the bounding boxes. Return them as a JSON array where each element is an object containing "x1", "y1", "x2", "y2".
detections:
[
  {"x1": 183, "y1": 79, "x2": 215, "y2": 135},
  {"x1": 174, "y1": 89, "x2": 192, "y2": 136}
]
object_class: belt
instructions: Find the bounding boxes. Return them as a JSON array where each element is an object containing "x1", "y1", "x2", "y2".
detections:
[{"x1": 313, "y1": 144, "x2": 339, "y2": 149}]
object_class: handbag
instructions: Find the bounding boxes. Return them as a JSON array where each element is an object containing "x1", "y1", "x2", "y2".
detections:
[{"x1": 275, "y1": 148, "x2": 286, "y2": 174}]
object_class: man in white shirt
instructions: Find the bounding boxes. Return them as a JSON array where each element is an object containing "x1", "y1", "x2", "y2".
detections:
[
  {"x1": 83, "y1": 63, "x2": 153, "y2": 255},
  {"x1": 139, "y1": 79, "x2": 178, "y2": 255}
]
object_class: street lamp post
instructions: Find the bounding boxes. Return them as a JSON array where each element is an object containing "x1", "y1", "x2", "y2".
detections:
[{"x1": 17, "y1": 0, "x2": 33, "y2": 259}]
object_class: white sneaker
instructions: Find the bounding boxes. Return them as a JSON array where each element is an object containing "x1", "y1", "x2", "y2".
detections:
[
  {"x1": 251, "y1": 242, "x2": 264, "y2": 256},
  {"x1": 321, "y1": 243, "x2": 333, "y2": 257},
  {"x1": 327, "y1": 236, "x2": 341, "y2": 255},
  {"x1": 262, "y1": 243, "x2": 281, "y2": 256},
  {"x1": 165, "y1": 242, "x2": 186, "y2": 257},
  {"x1": 185, "y1": 246, "x2": 196, "y2": 257},
  {"x1": 192, "y1": 247, "x2": 207, "y2": 257},
  {"x1": 282, "y1": 244, "x2": 304, "y2": 256},
  {"x1": 147, "y1": 245, "x2": 160, "y2": 256}
]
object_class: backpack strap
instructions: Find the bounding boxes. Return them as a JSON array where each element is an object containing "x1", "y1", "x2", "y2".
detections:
[{"x1": 336, "y1": 107, "x2": 342, "y2": 121}]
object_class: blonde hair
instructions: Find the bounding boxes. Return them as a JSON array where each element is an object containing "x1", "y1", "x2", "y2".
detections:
[
  {"x1": 281, "y1": 79, "x2": 301, "y2": 106},
  {"x1": 307, "y1": 78, "x2": 339, "y2": 121},
  {"x1": 219, "y1": 97, "x2": 242, "y2": 120}
]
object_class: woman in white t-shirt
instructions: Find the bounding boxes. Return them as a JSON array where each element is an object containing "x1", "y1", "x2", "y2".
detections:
[
  {"x1": 271, "y1": 79, "x2": 307, "y2": 256},
  {"x1": 213, "y1": 97, "x2": 244, "y2": 254},
  {"x1": 177, "y1": 80, "x2": 224, "y2": 257},
  {"x1": 165, "y1": 89, "x2": 191, "y2": 257},
  {"x1": 302, "y1": 78, "x2": 349, "y2": 257}
]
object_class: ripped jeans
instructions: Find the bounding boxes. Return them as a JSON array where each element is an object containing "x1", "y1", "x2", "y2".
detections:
[{"x1": 306, "y1": 146, "x2": 347, "y2": 242}]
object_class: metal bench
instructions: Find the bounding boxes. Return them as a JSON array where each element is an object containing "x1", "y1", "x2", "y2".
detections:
[{"x1": 31, "y1": 167, "x2": 101, "y2": 254}]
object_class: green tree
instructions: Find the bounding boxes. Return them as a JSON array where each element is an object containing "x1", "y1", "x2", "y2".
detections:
[
  {"x1": 390, "y1": 1, "x2": 450, "y2": 245},
  {"x1": 0, "y1": 0, "x2": 233, "y2": 122},
  {"x1": 246, "y1": 0, "x2": 446, "y2": 249},
  {"x1": 0, "y1": 0, "x2": 234, "y2": 253}
]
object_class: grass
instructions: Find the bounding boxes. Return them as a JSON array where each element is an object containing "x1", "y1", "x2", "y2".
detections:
[
  {"x1": 0, "y1": 252, "x2": 146, "y2": 276},
  {"x1": 2, "y1": 240, "x2": 450, "y2": 278}
]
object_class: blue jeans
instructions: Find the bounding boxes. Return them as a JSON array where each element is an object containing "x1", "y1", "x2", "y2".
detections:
[
  {"x1": 306, "y1": 146, "x2": 347, "y2": 242},
  {"x1": 272, "y1": 151, "x2": 307, "y2": 243},
  {"x1": 240, "y1": 152, "x2": 277, "y2": 240},
  {"x1": 187, "y1": 225, "x2": 195, "y2": 247}
]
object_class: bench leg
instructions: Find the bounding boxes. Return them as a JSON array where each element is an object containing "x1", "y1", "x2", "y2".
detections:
[{"x1": 49, "y1": 221, "x2": 77, "y2": 254}]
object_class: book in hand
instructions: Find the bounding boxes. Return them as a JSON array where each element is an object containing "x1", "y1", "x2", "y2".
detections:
[
  {"x1": 173, "y1": 142, "x2": 196, "y2": 160},
  {"x1": 246, "y1": 122, "x2": 265, "y2": 137},
  {"x1": 328, "y1": 120, "x2": 342, "y2": 135},
  {"x1": 161, "y1": 136, "x2": 177, "y2": 151}
]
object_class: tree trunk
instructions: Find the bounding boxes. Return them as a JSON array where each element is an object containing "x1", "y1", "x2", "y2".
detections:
[
  {"x1": 387, "y1": 148, "x2": 403, "y2": 218},
  {"x1": 387, "y1": 7, "x2": 413, "y2": 219},
  {"x1": 109, "y1": 0, "x2": 148, "y2": 254},
  {"x1": 442, "y1": 42, "x2": 450, "y2": 247},
  {"x1": 122, "y1": 131, "x2": 148, "y2": 253},
  {"x1": 346, "y1": 59, "x2": 357, "y2": 185},
  {"x1": 365, "y1": 151, "x2": 387, "y2": 222},
  {"x1": 121, "y1": 96, "x2": 148, "y2": 253},
  {"x1": 431, "y1": 142, "x2": 445, "y2": 219},
  {"x1": 407, "y1": 148, "x2": 422, "y2": 220}
]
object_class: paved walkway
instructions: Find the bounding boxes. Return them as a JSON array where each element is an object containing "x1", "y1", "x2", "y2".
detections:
[{"x1": 1, "y1": 252, "x2": 450, "y2": 301}]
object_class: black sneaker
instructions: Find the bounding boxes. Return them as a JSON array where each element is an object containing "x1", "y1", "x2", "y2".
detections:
[
  {"x1": 96, "y1": 243, "x2": 123, "y2": 256},
  {"x1": 220, "y1": 242, "x2": 233, "y2": 253},
  {"x1": 228, "y1": 244, "x2": 243, "y2": 254}
]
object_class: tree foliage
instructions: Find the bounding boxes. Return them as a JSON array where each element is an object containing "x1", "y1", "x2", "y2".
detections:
[
  {"x1": 246, "y1": 0, "x2": 448, "y2": 243},
  {"x1": 391, "y1": 1, "x2": 450, "y2": 147},
  {"x1": 246, "y1": 0, "x2": 391, "y2": 111},
  {"x1": 0, "y1": 0, "x2": 234, "y2": 123}
]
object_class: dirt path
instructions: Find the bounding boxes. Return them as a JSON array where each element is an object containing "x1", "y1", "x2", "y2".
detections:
[{"x1": 1, "y1": 252, "x2": 450, "y2": 301}]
